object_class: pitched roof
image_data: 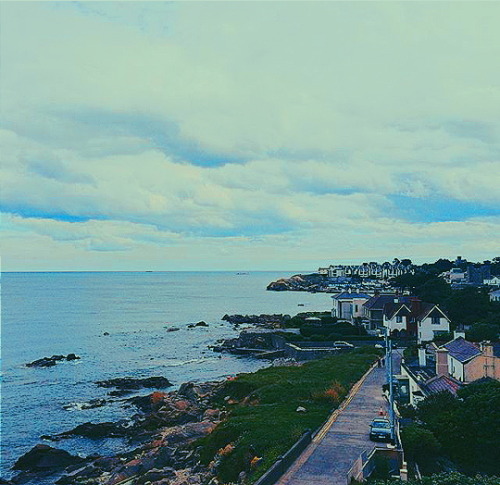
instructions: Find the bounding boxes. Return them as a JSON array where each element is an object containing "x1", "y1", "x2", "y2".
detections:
[
  {"x1": 383, "y1": 302, "x2": 411, "y2": 320},
  {"x1": 363, "y1": 294, "x2": 410, "y2": 310},
  {"x1": 415, "y1": 302, "x2": 450, "y2": 321},
  {"x1": 443, "y1": 337, "x2": 481, "y2": 363},
  {"x1": 424, "y1": 375, "x2": 463, "y2": 396},
  {"x1": 332, "y1": 292, "x2": 370, "y2": 300}
]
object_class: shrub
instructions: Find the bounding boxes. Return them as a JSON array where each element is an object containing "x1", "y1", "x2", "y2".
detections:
[{"x1": 401, "y1": 424, "x2": 441, "y2": 464}]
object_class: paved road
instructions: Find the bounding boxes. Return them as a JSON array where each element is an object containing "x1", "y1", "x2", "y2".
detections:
[{"x1": 277, "y1": 352, "x2": 400, "y2": 485}]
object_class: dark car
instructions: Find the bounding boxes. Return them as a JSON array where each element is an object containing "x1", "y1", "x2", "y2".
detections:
[{"x1": 369, "y1": 418, "x2": 392, "y2": 442}]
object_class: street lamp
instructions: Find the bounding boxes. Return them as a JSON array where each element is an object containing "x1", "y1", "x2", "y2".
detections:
[{"x1": 385, "y1": 326, "x2": 396, "y2": 444}]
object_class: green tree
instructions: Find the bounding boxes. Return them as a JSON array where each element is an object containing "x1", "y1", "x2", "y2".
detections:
[{"x1": 401, "y1": 424, "x2": 441, "y2": 464}]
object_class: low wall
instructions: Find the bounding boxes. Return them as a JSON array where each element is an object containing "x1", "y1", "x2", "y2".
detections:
[
  {"x1": 253, "y1": 430, "x2": 312, "y2": 485},
  {"x1": 284, "y1": 343, "x2": 341, "y2": 361}
]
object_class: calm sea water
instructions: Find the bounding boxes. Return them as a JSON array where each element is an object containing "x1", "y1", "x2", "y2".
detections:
[{"x1": 1, "y1": 271, "x2": 332, "y2": 481}]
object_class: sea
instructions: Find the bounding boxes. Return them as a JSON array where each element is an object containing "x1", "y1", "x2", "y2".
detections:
[{"x1": 0, "y1": 271, "x2": 332, "y2": 482}]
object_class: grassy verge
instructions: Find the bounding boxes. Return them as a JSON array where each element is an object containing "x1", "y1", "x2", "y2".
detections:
[{"x1": 196, "y1": 347, "x2": 381, "y2": 484}]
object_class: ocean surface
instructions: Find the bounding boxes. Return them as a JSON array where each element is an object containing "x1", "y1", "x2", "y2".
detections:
[{"x1": 0, "y1": 271, "x2": 332, "y2": 482}]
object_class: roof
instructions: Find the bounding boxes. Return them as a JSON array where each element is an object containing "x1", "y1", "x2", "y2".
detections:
[
  {"x1": 443, "y1": 337, "x2": 481, "y2": 363},
  {"x1": 332, "y1": 292, "x2": 371, "y2": 300},
  {"x1": 383, "y1": 302, "x2": 411, "y2": 320},
  {"x1": 424, "y1": 375, "x2": 463, "y2": 396},
  {"x1": 415, "y1": 302, "x2": 450, "y2": 321},
  {"x1": 363, "y1": 294, "x2": 410, "y2": 310},
  {"x1": 489, "y1": 289, "x2": 500, "y2": 296}
]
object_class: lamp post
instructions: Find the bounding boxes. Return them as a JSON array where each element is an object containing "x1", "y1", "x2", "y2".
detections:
[{"x1": 385, "y1": 325, "x2": 396, "y2": 444}]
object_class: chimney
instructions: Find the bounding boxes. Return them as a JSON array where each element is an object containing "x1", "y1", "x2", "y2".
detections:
[
  {"x1": 418, "y1": 347, "x2": 427, "y2": 367},
  {"x1": 481, "y1": 341, "x2": 493, "y2": 357},
  {"x1": 435, "y1": 348, "x2": 449, "y2": 376},
  {"x1": 410, "y1": 297, "x2": 422, "y2": 317}
]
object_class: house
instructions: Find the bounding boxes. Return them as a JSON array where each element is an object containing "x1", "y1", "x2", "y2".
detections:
[
  {"x1": 441, "y1": 337, "x2": 500, "y2": 383},
  {"x1": 415, "y1": 303, "x2": 451, "y2": 343},
  {"x1": 399, "y1": 346, "x2": 463, "y2": 406},
  {"x1": 489, "y1": 289, "x2": 500, "y2": 302},
  {"x1": 381, "y1": 298, "x2": 451, "y2": 343},
  {"x1": 441, "y1": 267, "x2": 467, "y2": 284},
  {"x1": 331, "y1": 291, "x2": 371, "y2": 321},
  {"x1": 363, "y1": 294, "x2": 411, "y2": 330},
  {"x1": 484, "y1": 276, "x2": 500, "y2": 287}
]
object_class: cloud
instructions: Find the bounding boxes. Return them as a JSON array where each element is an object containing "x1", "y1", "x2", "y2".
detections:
[{"x1": 1, "y1": 2, "x2": 499, "y2": 270}]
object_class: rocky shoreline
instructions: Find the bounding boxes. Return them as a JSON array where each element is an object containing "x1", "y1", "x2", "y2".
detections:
[
  {"x1": 8, "y1": 380, "x2": 227, "y2": 485},
  {"x1": 7, "y1": 316, "x2": 296, "y2": 485}
]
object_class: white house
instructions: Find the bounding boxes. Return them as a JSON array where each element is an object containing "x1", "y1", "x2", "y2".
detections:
[
  {"x1": 417, "y1": 303, "x2": 451, "y2": 343},
  {"x1": 485, "y1": 276, "x2": 500, "y2": 286},
  {"x1": 331, "y1": 291, "x2": 371, "y2": 321}
]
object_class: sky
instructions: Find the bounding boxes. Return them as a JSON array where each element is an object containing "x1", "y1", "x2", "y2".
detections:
[{"x1": 1, "y1": 1, "x2": 499, "y2": 271}]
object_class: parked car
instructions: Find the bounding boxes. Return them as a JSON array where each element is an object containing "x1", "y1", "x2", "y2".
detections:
[
  {"x1": 369, "y1": 418, "x2": 391, "y2": 442},
  {"x1": 374, "y1": 343, "x2": 384, "y2": 349},
  {"x1": 334, "y1": 341, "x2": 354, "y2": 348}
]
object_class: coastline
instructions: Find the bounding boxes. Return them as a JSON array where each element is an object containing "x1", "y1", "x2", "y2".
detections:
[{"x1": 6, "y1": 347, "x2": 381, "y2": 485}]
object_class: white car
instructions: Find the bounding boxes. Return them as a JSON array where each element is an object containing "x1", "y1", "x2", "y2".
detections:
[{"x1": 374, "y1": 344, "x2": 384, "y2": 349}]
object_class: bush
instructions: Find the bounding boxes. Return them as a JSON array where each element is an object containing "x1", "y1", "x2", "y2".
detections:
[{"x1": 401, "y1": 424, "x2": 441, "y2": 464}]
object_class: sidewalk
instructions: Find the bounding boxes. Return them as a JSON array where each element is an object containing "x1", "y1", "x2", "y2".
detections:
[{"x1": 276, "y1": 362, "x2": 389, "y2": 485}]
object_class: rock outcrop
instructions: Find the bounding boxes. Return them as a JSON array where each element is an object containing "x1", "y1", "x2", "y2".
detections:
[
  {"x1": 266, "y1": 273, "x2": 327, "y2": 292},
  {"x1": 222, "y1": 314, "x2": 291, "y2": 327},
  {"x1": 26, "y1": 354, "x2": 80, "y2": 368},
  {"x1": 96, "y1": 376, "x2": 173, "y2": 392},
  {"x1": 13, "y1": 444, "x2": 85, "y2": 471}
]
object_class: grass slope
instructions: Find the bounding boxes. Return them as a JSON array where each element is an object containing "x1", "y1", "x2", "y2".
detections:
[{"x1": 197, "y1": 348, "x2": 381, "y2": 483}]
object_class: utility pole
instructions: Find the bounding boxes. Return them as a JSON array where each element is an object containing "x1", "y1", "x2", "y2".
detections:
[{"x1": 385, "y1": 327, "x2": 396, "y2": 444}]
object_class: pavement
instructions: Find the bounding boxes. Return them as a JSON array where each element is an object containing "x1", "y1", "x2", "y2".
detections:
[{"x1": 277, "y1": 351, "x2": 401, "y2": 485}]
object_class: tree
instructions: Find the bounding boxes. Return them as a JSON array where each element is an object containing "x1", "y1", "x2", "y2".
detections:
[
  {"x1": 401, "y1": 424, "x2": 441, "y2": 464},
  {"x1": 466, "y1": 324, "x2": 499, "y2": 342}
]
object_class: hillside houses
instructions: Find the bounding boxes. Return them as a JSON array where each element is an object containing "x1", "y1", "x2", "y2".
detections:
[{"x1": 318, "y1": 259, "x2": 413, "y2": 280}]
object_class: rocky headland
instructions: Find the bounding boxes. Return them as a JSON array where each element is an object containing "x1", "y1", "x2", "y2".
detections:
[{"x1": 266, "y1": 273, "x2": 327, "y2": 292}]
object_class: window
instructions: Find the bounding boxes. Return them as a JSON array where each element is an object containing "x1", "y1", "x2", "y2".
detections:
[
  {"x1": 396, "y1": 315, "x2": 403, "y2": 323},
  {"x1": 432, "y1": 316, "x2": 440, "y2": 325}
]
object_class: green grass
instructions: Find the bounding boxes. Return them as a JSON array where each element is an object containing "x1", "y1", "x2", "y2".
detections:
[{"x1": 196, "y1": 349, "x2": 380, "y2": 484}]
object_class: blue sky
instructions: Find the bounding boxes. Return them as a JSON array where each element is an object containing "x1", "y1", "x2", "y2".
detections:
[{"x1": 1, "y1": 2, "x2": 499, "y2": 271}]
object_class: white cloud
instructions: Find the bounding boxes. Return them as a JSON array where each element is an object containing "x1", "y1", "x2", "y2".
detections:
[{"x1": 1, "y1": 2, "x2": 499, "y2": 270}]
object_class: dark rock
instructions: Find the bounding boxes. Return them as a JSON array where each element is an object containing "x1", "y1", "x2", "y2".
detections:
[
  {"x1": 152, "y1": 447, "x2": 176, "y2": 469},
  {"x1": 166, "y1": 327, "x2": 180, "y2": 332},
  {"x1": 96, "y1": 377, "x2": 173, "y2": 391},
  {"x1": 93, "y1": 456, "x2": 122, "y2": 472},
  {"x1": 109, "y1": 389, "x2": 133, "y2": 397},
  {"x1": 26, "y1": 358, "x2": 57, "y2": 368},
  {"x1": 188, "y1": 321, "x2": 209, "y2": 328},
  {"x1": 136, "y1": 467, "x2": 176, "y2": 484},
  {"x1": 56, "y1": 464, "x2": 101, "y2": 484},
  {"x1": 103, "y1": 332, "x2": 110, "y2": 336},
  {"x1": 221, "y1": 314, "x2": 291, "y2": 327},
  {"x1": 13, "y1": 444, "x2": 84, "y2": 471},
  {"x1": 56, "y1": 421, "x2": 129, "y2": 439},
  {"x1": 27, "y1": 354, "x2": 80, "y2": 367}
]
